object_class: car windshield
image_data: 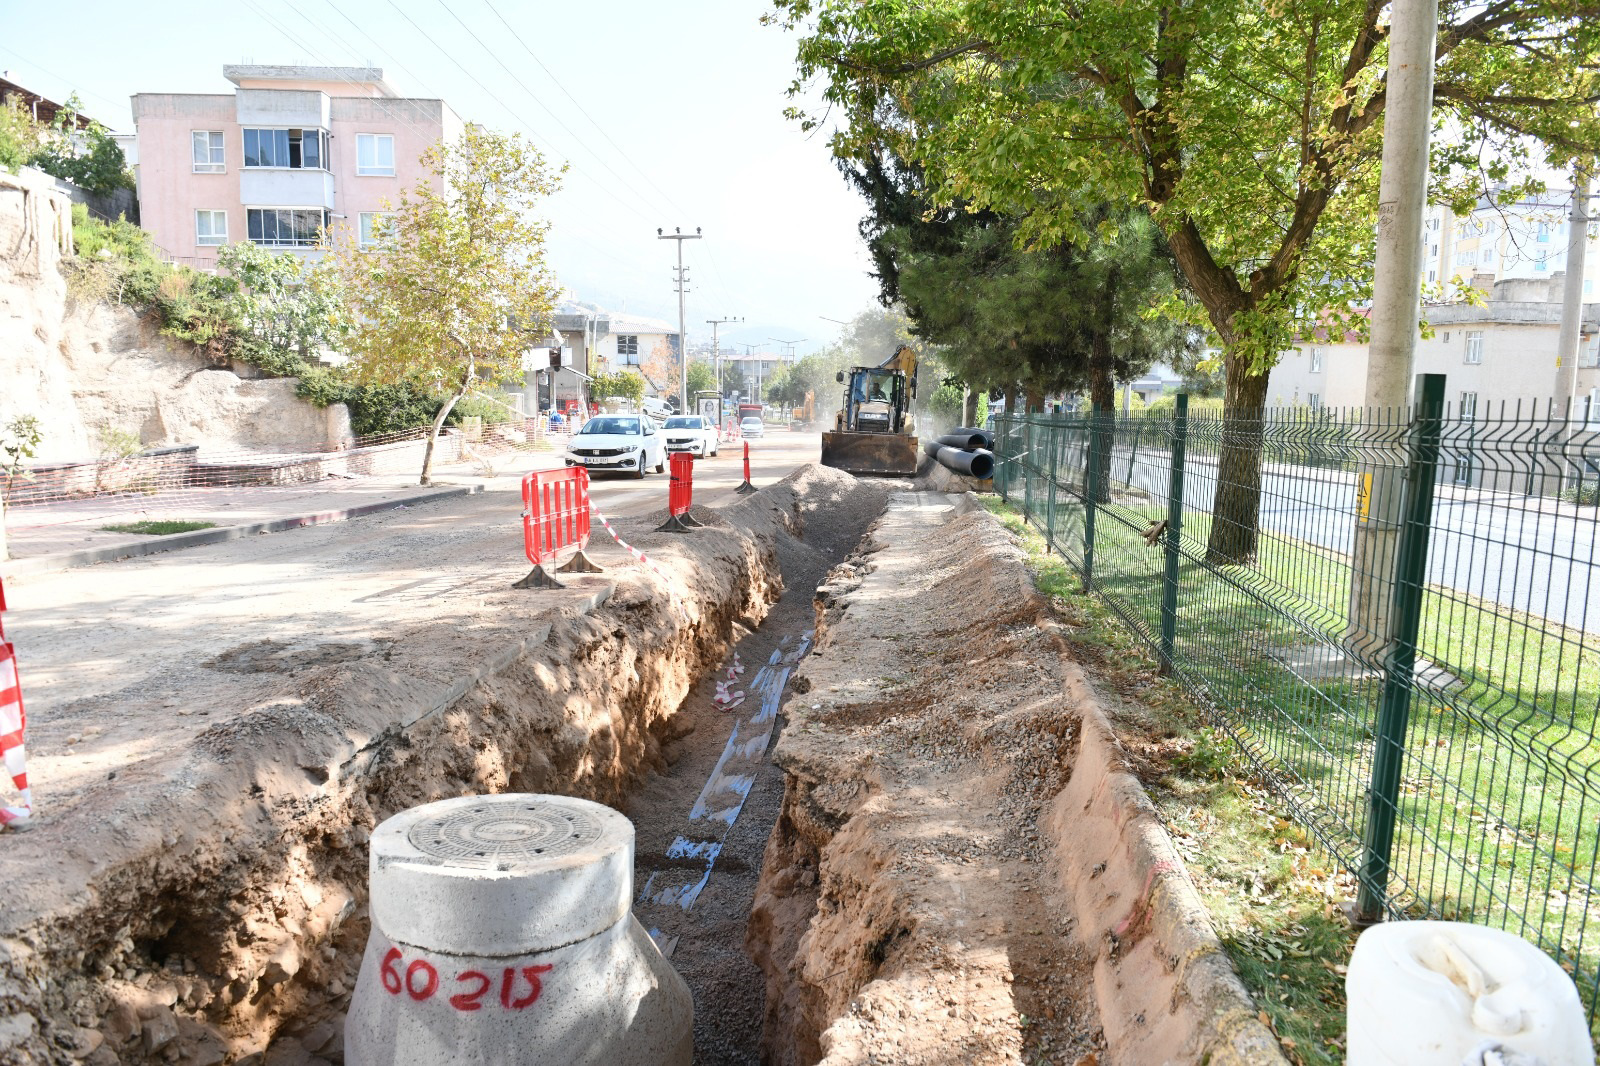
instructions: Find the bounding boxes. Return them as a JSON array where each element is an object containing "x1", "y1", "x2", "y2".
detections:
[
  {"x1": 581, "y1": 417, "x2": 640, "y2": 435},
  {"x1": 663, "y1": 417, "x2": 701, "y2": 429},
  {"x1": 741, "y1": 417, "x2": 760, "y2": 425}
]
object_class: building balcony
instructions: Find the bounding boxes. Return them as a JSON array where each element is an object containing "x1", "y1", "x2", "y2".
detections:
[{"x1": 240, "y1": 168, "x2": 335, "y2": 209}]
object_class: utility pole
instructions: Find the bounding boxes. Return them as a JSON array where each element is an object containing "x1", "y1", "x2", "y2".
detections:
[
  {"x1": 657, "y1": 227, "x2": 701, "y2": 413},
  {"x1": 1348, "y1": 0, "x2": 1439, "y2": 659},
  {"x1": 706, "y1": 316, "x2": 743, "y2": 406},
  {"x1": 767, "y1": 337, "x2": 806, "y2": 407},
  {"x1": 1559, "y1": 166, "x2": 1593, "y2": 418}
]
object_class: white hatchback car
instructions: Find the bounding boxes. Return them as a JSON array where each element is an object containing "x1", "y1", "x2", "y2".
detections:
[
  {"x1": 662, "y1": 415, "x2": 719, "y2": 457},
  {"x1": 740, "y1": 417, "x2": 765, "y2": 439},
  {"x1": 564, "y1": 415, "x2": 666, "y2": 478}
]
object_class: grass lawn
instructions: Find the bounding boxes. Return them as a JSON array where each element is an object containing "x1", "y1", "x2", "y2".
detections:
[
  {"x1": 984, "y1": 486, "x2": 1600, "y2": 1043},
  {"x1": 99, "y1": 520, "x2": 217, "y2": 536}
]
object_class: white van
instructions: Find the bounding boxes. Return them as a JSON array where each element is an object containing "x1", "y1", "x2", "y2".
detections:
[{"x1": 641, "y1": 397, "x2": 673, "y2": 423}]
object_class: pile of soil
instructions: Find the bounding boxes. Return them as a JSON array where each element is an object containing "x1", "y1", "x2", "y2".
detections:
[{"x1": 748, "y1": 495, "x2": 1105, "y2": 1065}]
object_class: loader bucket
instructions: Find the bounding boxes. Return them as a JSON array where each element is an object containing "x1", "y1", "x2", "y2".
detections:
[{"x1": 820, "y1": 431, "x2": 920, "y2": 477}]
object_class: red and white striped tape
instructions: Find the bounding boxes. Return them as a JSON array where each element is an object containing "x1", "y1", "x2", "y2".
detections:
[
  {"x1": 587, "y1": 505, "x2": 691, "y2": 622},
  {"x1": 0, "y1": 582, "x2": 33, "y2": 827}
]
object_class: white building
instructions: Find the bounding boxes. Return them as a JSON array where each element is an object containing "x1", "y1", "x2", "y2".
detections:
[
  {"x1": 1270, "y1": 275, "x2": 1600, "y2": 413},
  {"x1": 1419, "y1": 189, "x2": 1600, "y2": 298}
]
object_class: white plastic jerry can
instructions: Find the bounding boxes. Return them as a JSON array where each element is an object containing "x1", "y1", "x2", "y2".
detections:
[
  {"x1": 345, "y1": 794, "x2": 693, "y2": 1066},
  {"x1": 1347, "y1": 920, "x2": 1594, "y2": 1066}
]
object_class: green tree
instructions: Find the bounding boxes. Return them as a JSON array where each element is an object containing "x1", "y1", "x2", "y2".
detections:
[
  {"x1": 686, "y1": 359, "x2": 717, "y2": 396},
  {"x1": 216, "y1": 242, "x2": 350, "y2": 369},
  {"x1": 0, "y1": 98, "x2": 43, "y2": 174},
  {"x1": 762, "y1": 362, "x2": 793, "y2": 408},
  {"x1": 27, "y1": 95, "x2": 134, "y2": 196},
  {"x1": 323, "y1": 126, "x2": 562, "y2": 484},
  {"x1": 721, "y1": 362, "x2": 747, "y2": 399},
  {"x1": 774, "y1": 0, "x2": 1600, "y2": 561},
  {"x1": 0, "y1": 415, "x2": 42, "y2": 562},
  {"x1": 592, "y1": 370, "x2": 647, "y2": 407}
]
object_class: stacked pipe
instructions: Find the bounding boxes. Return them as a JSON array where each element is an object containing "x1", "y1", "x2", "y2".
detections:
[{"x1": 923, "y1": 436, "x2": 996, "y2": 480}]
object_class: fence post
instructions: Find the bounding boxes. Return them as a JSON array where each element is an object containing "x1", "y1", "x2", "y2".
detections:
[
  {"x1": 1159, "y1": 395, "x2": 1188, "y2": 675},
  {"x1": 1044, "y1": 416, "x2": 1059, "y2": 553},
  {"x1": 1354, "y1": 373, "x2": 1445, "y2": 923},
  {"x1": 1022, "y1": 416, "x2": 1036, "y2": 522},
  {"x1": 1082, "y1": 407, "x2": 1101, "y2": 591}
]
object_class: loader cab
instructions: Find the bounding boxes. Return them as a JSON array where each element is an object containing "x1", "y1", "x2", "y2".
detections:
[{"x1": 837, "y1": 367, "x2": 910, "y2": 434}]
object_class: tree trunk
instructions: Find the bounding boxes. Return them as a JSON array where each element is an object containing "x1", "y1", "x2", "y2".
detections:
[
  {"x1": 420, "y1": 385, "x2": 468, "y2": 486},
  {"x1": 1025, "y1": 385, "x2": 1043, "y2": 413},
  {"x1": 1006, "y1": 384, "x2": 1021, "y2": 413},
  {"x1": 963, "y1": 388, "x2": 978, "y2": 427},
  {"x1": 1088, "y1": 331, "x2": 1117, "y2": 504},
  {"x1": 1205, "y1": 359, "x2": 1272, "y2": 564}
]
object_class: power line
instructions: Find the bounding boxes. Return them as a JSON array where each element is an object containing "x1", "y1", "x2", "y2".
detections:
[
  {"x1": 384, "y1": 0, "x2": 659, "y2": 226},
  {"x1": 478, "y1": 0, "x2": 684, "y2": 217},
  {"x1": 318, "y1": 0, "x2": 442, "y2": 98},
  {"x1": 433, "y1": 0, "x2": 671, "y2": 222}
]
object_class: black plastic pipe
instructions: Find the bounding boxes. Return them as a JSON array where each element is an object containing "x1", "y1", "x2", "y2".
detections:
[
  {"x1": 953, "y1": 426, "x2": 996, "y2": 449},
  {"x1": 923, "y1": 441, "x2": 994, "y2": 479},
  {"x1": 937, "y1": 431, "x2": 989, "y2": 450}
]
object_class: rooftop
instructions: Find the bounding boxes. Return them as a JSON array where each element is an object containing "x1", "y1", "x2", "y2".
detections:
[{"x1": 221, "y1": 65, "x2": 398, "y2": 98}]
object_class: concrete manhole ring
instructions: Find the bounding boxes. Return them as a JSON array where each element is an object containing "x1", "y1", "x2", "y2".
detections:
[{"x1": 406, "y1": 797, "x2": 607, "y2": 868}]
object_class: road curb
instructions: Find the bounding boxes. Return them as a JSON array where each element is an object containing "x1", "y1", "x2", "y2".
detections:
[{"x1": 0, "y1": 484, "x2": 483, "y2": 580}]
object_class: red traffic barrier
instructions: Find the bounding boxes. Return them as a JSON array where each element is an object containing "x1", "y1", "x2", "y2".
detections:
[
  {"x1": 735, "y1": 439, "x2": 757, "y2": 495},
  {"x1": 657, "y1": 452, "x2": 704, "y2": 533},
  {"x1": 514, "y1": 467, "x2": 604, "y2": 589},
  {"x1": 0, "y1": 579, "x2": 32, "y2": 827}
]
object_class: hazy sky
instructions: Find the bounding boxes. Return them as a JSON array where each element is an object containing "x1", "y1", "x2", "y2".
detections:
[{"x1": 0, "y1": 0, "x2": 882, "y2": 355}]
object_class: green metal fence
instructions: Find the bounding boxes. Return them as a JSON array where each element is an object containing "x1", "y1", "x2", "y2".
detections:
[{"x1": 995, "y1": 380, "x2": 1600, "y2": 1023}]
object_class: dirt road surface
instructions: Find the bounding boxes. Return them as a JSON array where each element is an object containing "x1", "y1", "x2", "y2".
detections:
[{"x1": 4, "y1": 431, "x2": 822, "y2": 830}]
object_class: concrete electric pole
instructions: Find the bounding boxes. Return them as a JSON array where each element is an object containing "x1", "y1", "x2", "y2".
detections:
[
  {"x1": 1348, "y1": 0, "x2": 1439, "y2": 658},
  {"x1": 657, "y1": 227, "x2": 702, "y2": 413},
  {"x1": 706, "y1": 316, "x2": 743, "y2": 404},
  {"x1": 1559, "y1": 166, "x2": 1593, "y2": 416}
]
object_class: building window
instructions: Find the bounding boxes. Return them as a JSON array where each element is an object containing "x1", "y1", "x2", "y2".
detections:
[
  {"x1": 195, "y1": 209, "x2": 227, "y2": 246},
  {"x1": 192, "y1": 131, "x2": 224, "y2": 173},
  {"x1": 243, "y1": 128, "x2": 326, "y2": 169},
  {"x1": 246, "y1": 207, "x2": 326, "y2": 248},
  {"x1": 1307, "y1": 392, "x2": 1322, "y2": 410},
  {"x1": 356, "y1": 134, "x2": 395, "y2": 176},
  {"x1": 1309, "y1": 348, "x2": 1323, "y2": 372},
  {"x1": 358, "y1": 211, "x2": 392, "y2": 249},
  {"x1": 1460, "y1": 391, "x2": 1478, "y2": 418},
  {"x1": 1427, "y1": 269, "x2": 1437, "y2": 282},
  {"x1": 1537, "y1": 221, "x2": 1550, "y2": 243},
  {"x1": 1581, "y1": 339, "x2": 1600, "y2": 369},
  {"x1": 1465, "y1": 330, "x2": 1484, "y2": 365},
  {"x1": 1481, "y1": 248, "x2": 1493, "y2": 263},
  {"x1": 1442, "y1": 331, "x2": 1451, "y2": 343},
  {"x1": 616, "y1": 335, "x2": 639, "y2": 362},
  {"x1": 1536, "y1": 259, "x2": 1549, "y2": 272}
]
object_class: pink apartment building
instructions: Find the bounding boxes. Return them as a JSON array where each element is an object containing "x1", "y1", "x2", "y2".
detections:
[{"x1": 130, "y1": 65, "x2": 461, "y2": 265}]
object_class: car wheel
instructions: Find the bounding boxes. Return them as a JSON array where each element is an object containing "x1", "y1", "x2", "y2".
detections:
[
  {"x1": 633, "y1": 458, "x2": 646, "y2": 479},
  {"x1": 654, "y1": 452, "x2": 665, "y2": 474}
]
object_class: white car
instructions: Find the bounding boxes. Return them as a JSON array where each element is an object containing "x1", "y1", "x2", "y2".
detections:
[
  {"x1": 662, "y1": 415, "x2": 719, "y2": 457},
  {"x1": 740, "y1": 417, "x2": 765, "y2": 439},
  {"x1": 564, "y1": 415, "x2": 666, "y2": 478}
]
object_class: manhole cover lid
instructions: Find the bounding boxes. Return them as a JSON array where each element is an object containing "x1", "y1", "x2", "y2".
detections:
[{"x1": 405, "y1": 797, "x2": 609, "y2": 870}]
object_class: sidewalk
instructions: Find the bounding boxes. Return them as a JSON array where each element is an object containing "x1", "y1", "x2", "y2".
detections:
[{"x1": 0, "y1": 450, "x2": 566, "y2": 577}]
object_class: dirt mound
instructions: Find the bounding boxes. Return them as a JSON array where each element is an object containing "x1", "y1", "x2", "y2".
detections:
[
  {"x1": 747, "y1": 495, "x2": 1285, "y2": 1066},
  {"x1": 0, "y1": 468, "x2": 854, "y2": 1065}
]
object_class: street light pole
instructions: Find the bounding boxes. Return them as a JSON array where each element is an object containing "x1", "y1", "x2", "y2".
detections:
[
  {"x1": 706, "y1": 316, "x2": 743, "y2": 409},
  {"x1": 657, "y1": 227, "x2": 702, "y2": 412},
  {"x1": 766, "y1": 337, "x2": 806, "y2": 408}
]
